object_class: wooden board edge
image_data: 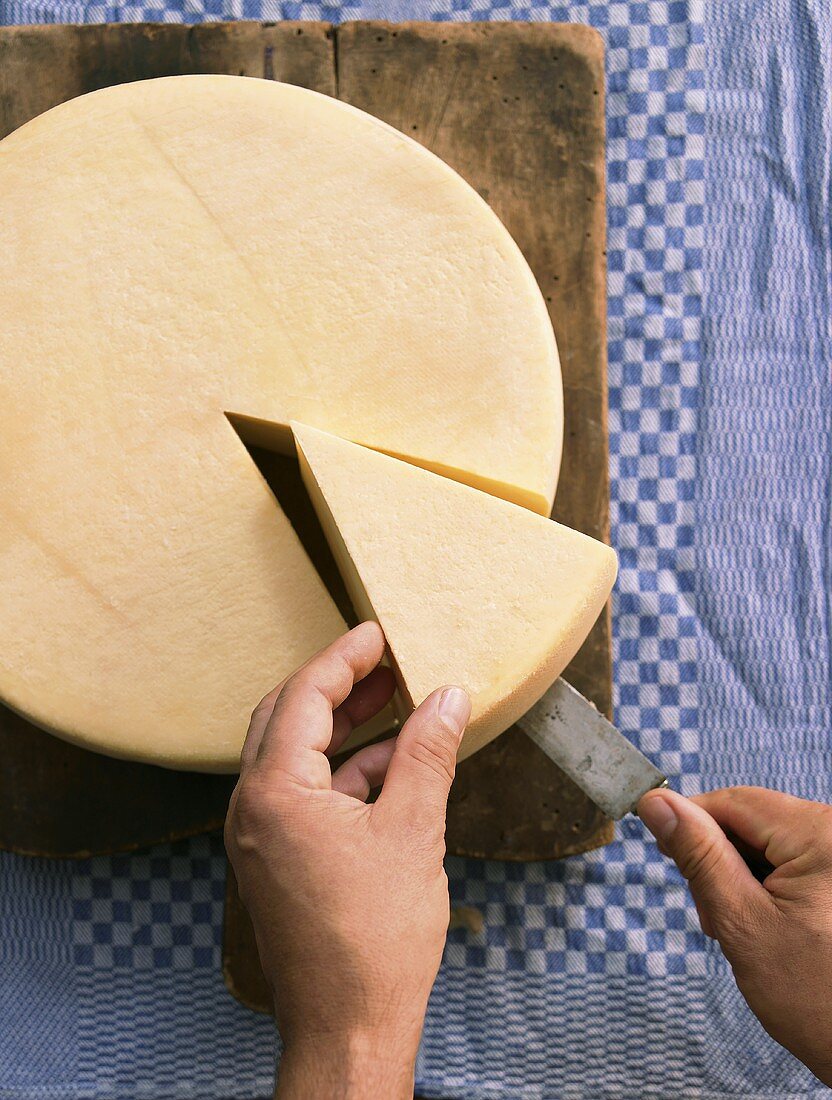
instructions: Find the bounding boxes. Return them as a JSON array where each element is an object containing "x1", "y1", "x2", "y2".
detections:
[{"x1": 0, "y1": 820, "x2": 228, "y2": 862}]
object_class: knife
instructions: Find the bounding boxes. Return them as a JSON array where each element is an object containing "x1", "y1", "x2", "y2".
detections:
[{"x1": 517, "y1": 678, "x2": 666, "y2": 820}]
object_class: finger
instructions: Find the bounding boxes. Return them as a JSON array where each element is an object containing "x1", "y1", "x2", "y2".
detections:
[
  {"x1": 328, "y1": 665, "x2": 397, "y2": 758},
  {"x1": 241, "y1": 656, "x2": 395, "y2": 772},
  {"x1": 375, "y1": 686, "x2": 470, "y2": 829},
  {"x1": 691, "y1": 787, "x2": 832, "y2": 869},
  {"x1": 331, "y1": 738, "x2": 397, "y2": 801},
  {"x1": 254, "y1": 621, "x2": 386, "y2": 787},
  {"x1": 239, "y1": 683, "x2": 284, "y2": 772},
  {"x1": 638, "y1": 788, "x2": 776, "y2": 951}
]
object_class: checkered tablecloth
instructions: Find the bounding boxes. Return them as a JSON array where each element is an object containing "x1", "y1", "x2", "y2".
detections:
[{"x1": 2, "y1": 0, "x2": 830, "y2": 1097}]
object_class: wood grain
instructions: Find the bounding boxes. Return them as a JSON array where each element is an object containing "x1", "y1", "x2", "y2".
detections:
[{"x1": 0, "y1": 22, "x2": 334, "y2": 138}]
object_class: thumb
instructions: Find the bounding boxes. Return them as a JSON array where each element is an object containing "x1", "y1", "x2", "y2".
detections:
[
  {"x1": 375, "y1": 686, "x2": 471, "y2": 829},
  {"x1": 638, "y1": 788, "x2": 773, "y2": 949}
]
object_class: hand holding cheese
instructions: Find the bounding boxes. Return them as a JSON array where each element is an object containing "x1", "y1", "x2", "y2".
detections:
[
  {"x1": 225, "y1": 622, "x2": 469, "y2": 1099},
  {"x1": 293, "y1": 422, "x2": 618, "y2": 761}
]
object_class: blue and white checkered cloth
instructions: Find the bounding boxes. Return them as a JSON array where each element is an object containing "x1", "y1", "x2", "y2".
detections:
[{"x1": 1, "y1": 0, "x2": 830, "y2": 1096}]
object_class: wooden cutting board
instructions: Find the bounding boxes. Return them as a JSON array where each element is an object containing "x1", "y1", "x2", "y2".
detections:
[{"x1": 0, "y1": 19, "x2": 612, "y2": 1011}]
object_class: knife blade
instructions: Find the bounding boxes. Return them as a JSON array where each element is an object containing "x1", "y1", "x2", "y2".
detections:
[{"x1": 516, "y1": 678, "x2": 666, "y2": 820}]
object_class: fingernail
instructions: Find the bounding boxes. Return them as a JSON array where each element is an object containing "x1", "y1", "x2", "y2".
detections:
[
  {"x1": 437, "y1": 687, "x2": 471, "y2": 737},
  {"x1": 638, "y1": 794, "x2": 679, "y2": 843}
]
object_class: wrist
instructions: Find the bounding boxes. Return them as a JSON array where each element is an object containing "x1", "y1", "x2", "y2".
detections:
[{"x1": 276, "y1": 1030, "x2": 419, "y2": 1099}]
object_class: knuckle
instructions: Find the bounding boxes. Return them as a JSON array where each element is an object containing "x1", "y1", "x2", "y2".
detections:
[
  {"x1": 335, "y1": 653, "x2": 354, "y2": 682},
  {"x1": 276, "y1": 672, "x2": 305, "y2": 700},
  {"x1": 408, "y1": 725, "x2": 457, "y2": 785},
  {"x1": 226, "y1": 777, "x2": 276, "y2": 852},
  {"x1": 222, "y1": 802, "x2": 236, "y2": 854},
  {"x1": 279, "y1": 671, "x2": 321, "y2": 707},
  {"x1": 249, "y1": 691, "x2": 277, "y2": 725},
  {"x1": 288, "y1": 665, "x2": 314, "y2": 687},
  {"x1": 251, "y1": 696, "x2": 270, "y2": 718},
  {"x1": 677, "y1": 835, "x2": 723, "y2": 887}
]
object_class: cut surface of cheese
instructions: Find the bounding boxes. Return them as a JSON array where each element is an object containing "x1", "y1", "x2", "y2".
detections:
[
  {"x1": 0, "y1": 75, "x2": 561, "y2": 771},
  {"x1": 293, "y1": 423, "x2": 618, "y2": 761}
]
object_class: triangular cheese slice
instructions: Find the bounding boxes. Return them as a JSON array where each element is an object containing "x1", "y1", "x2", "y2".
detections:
[{"x1": 293, "y1": 423, "x2": 617, "y2": 760}]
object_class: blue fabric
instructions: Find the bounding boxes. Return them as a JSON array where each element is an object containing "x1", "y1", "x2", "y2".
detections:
[{"x1": 1, "y1": 0, "x2": 830, "y2": 1095}]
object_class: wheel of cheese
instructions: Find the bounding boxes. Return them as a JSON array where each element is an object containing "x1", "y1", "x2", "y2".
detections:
[
  {"x1": 0, "y1": 76, "x2": 561, "y2": 772},
  {"x1": 294, "y1": 423, "x2": 617, "y2": 761}
]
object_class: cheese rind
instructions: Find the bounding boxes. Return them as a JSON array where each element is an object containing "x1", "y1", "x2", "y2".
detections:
[
  {"x1": 0, "y1": 76, "x2": 560, "y2": 771},
  {"x1": 293, "y1": 423, "x2": 618, "y2": 761}
]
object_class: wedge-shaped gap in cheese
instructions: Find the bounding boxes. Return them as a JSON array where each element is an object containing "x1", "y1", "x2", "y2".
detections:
[
  {"x1": 224, "y1": 414, "x2": 354, "y2": 624},
  {"x1": 292, "y1": 422, "x2": 618, "y2": 762},
  {"x1": 223, "y1": 412, "x2": 294, "y2": 457},
  {"x1": 223, "y1": 416, "x2": 399, "y2": 755},
  {"x1": 220, "y1": 416, "x2": 400, "y2": 754}
]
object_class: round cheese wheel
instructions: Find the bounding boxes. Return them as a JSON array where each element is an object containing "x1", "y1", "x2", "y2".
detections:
[{"x1": 0, "y1": 76, "x2": 561, "y2": 771}]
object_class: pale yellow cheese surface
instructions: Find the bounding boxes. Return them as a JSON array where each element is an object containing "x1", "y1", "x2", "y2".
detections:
[
  {"x1": 0, "y1": 76, "x2": 561, "y2": 771},
  {"x1": 293, "y1": 423, "x2": 618, "y2": 761}
]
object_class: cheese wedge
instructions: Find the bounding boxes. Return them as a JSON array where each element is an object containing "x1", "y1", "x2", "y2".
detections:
[
  {"x1": 0, "y1": 76, "x2": 561, "y2": 771},
  {"x1": 293, "y1": 423, "x2": 618, "y2": 761}
]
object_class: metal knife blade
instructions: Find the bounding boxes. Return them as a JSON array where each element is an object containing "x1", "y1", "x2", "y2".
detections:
[{"x1": 517, "y1": 678, "x2": 666, "y2": 820}]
